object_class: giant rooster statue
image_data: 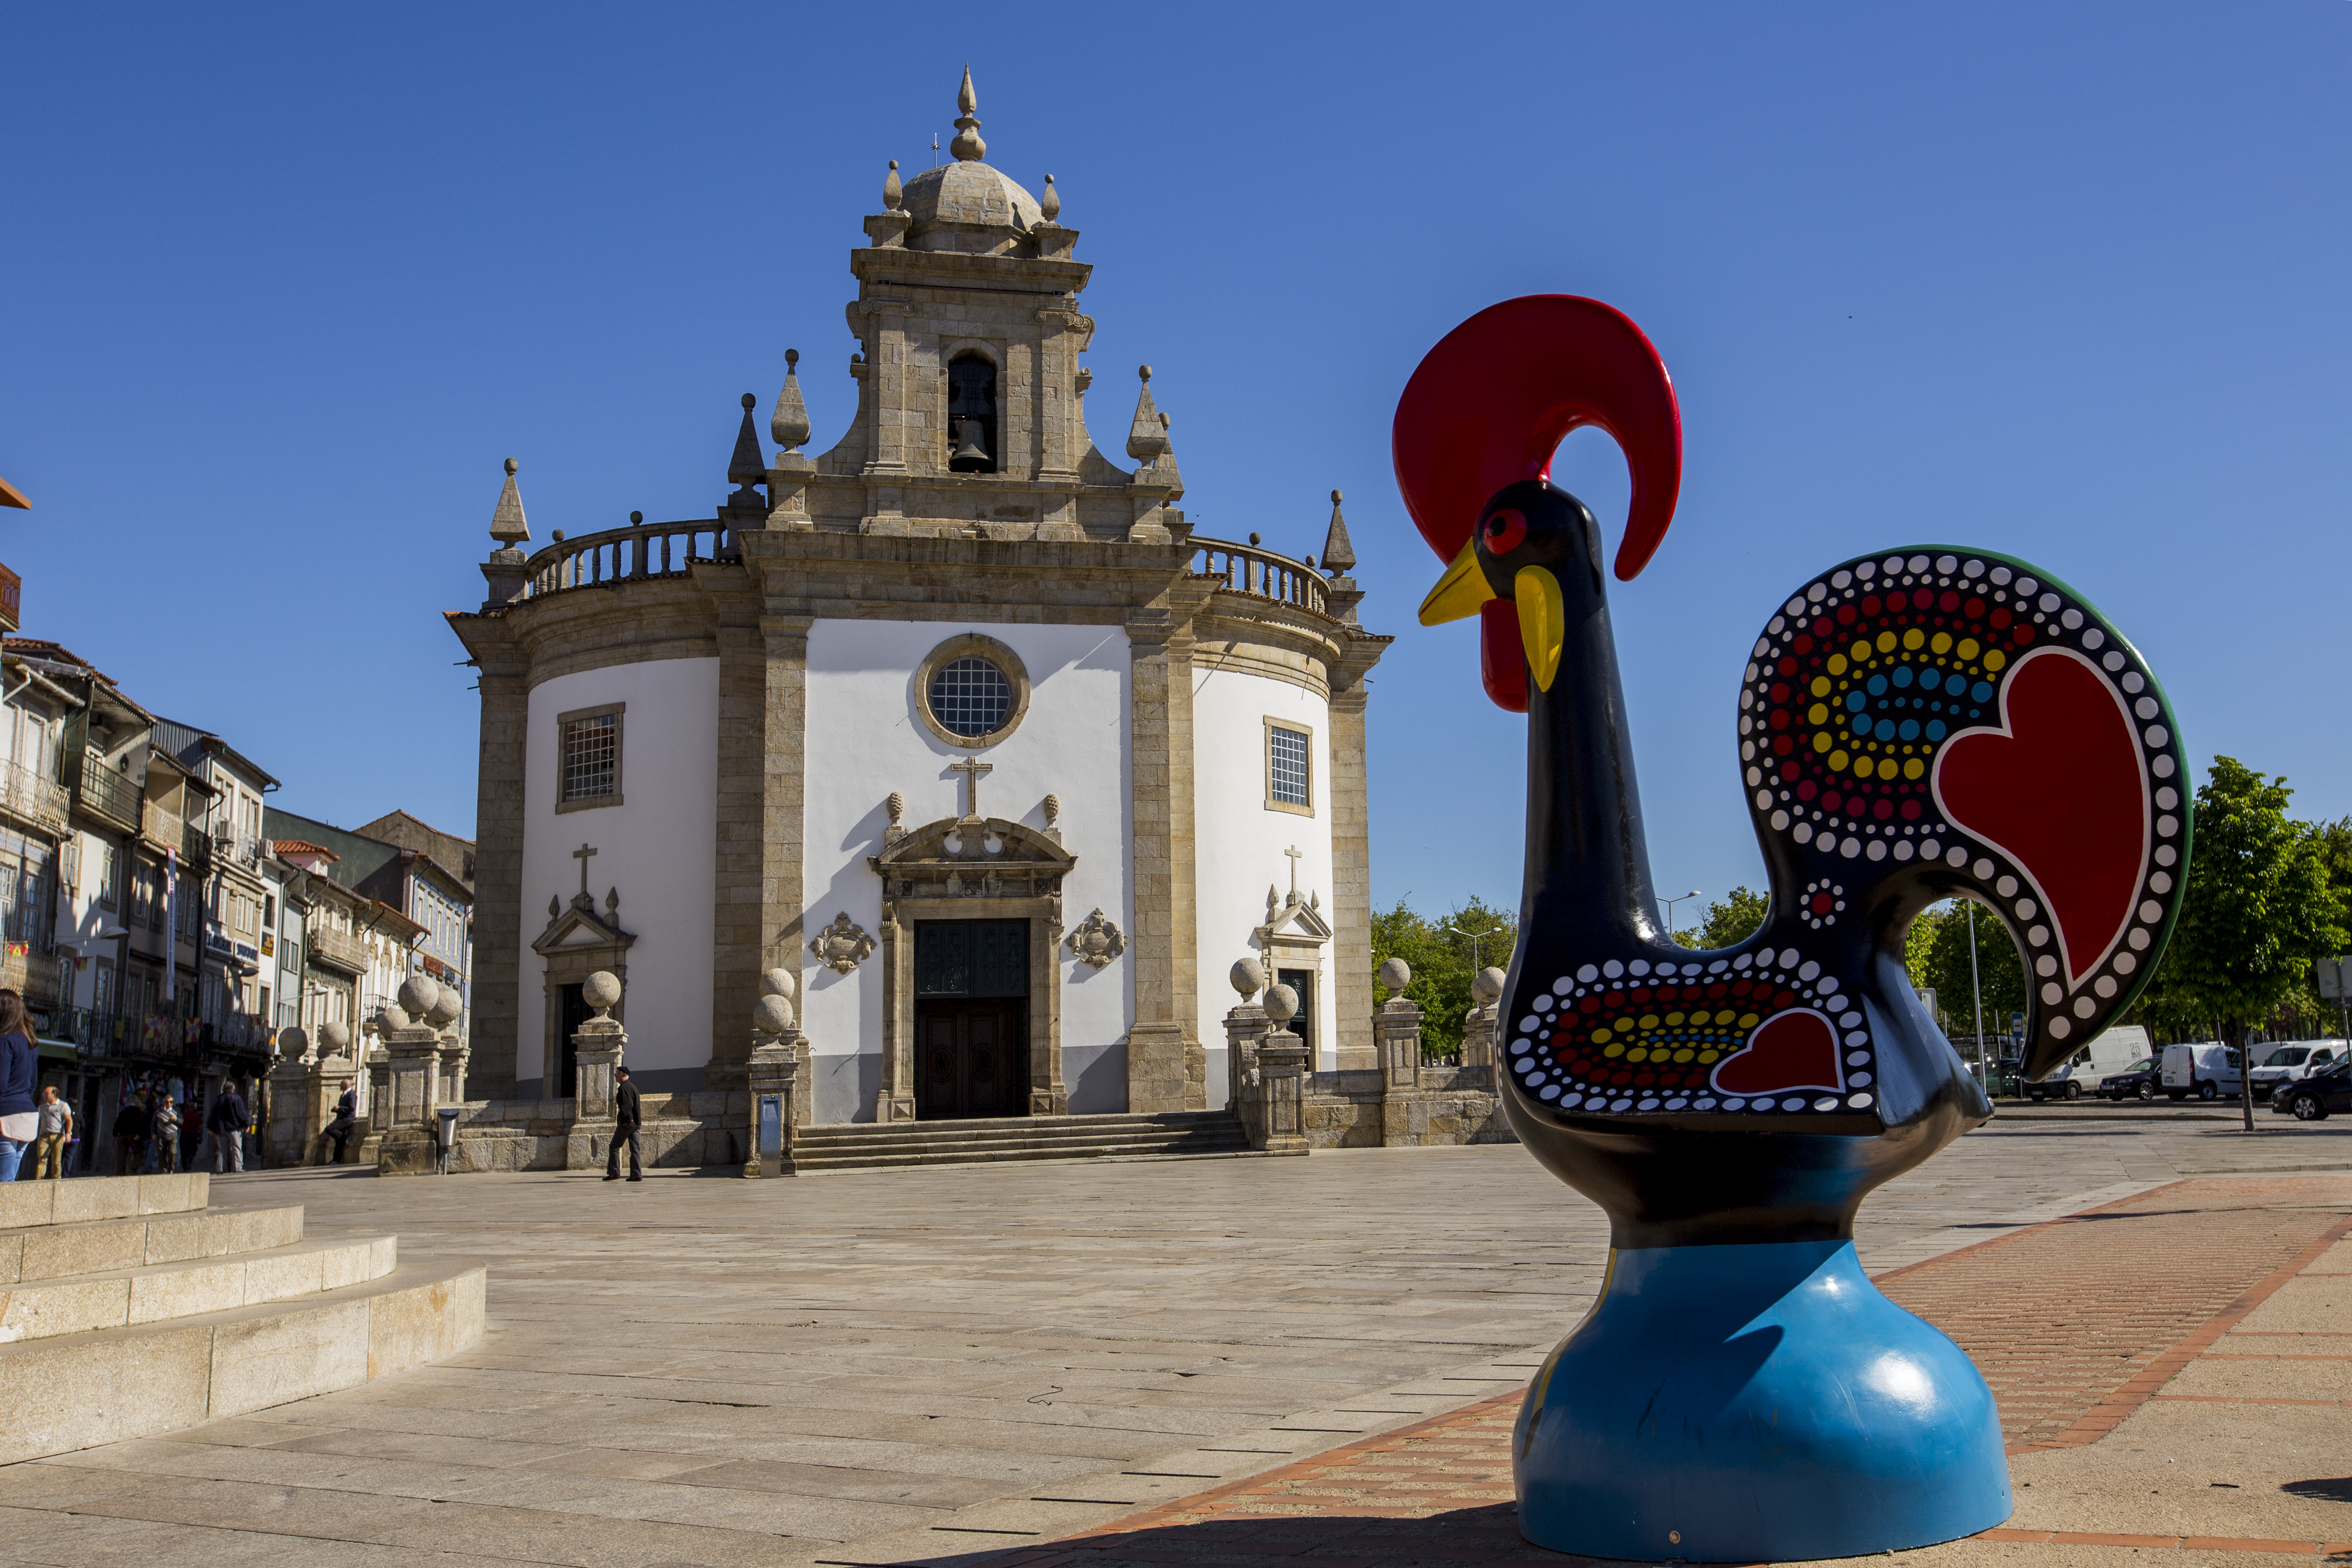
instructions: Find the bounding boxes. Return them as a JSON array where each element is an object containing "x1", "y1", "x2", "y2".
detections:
[{"x1": 1395, "y1": 297, "x2": 2190, "y2": 1563}]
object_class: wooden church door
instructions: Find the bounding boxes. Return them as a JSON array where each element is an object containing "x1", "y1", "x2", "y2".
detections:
[{"x1": 914, "y1": 920, "x2": 1029, "y2": 1119}]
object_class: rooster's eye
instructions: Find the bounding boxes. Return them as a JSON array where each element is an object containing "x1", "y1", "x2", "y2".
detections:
[{"x1": 1484, "y1": 508, "x2": 1528, "y2": 554}]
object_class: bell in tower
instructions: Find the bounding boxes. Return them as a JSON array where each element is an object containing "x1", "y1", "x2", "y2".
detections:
[{"x1": 947, "y1": 354, "x2": 998, "y2": 473}]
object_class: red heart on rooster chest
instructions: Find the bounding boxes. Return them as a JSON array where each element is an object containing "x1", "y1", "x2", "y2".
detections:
[
  {"x1": 1711, "y1": 1009, "x2": 1844, "y2": 1096},
  {"x1": 1932, "y1": 649, "x2": 2146, "y2": 986}
]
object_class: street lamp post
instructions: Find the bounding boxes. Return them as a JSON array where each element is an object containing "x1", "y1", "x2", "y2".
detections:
[
  {"x1": 1661, "y1": 889, "x2": 1703, "y2": 944},
  {"x1": 1443, "y1": 922, "x2": 1502, "y2": 973}
]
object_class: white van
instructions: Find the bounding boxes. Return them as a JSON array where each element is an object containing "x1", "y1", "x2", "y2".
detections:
[
  {"x1": 2160, "y1": 1041, "x2": 2244, "y2": 1101},
  {"x1": 2025, "y1": 1026, "x2": 2153, "y2": 1102},
  {"x1": 2250, "y1": 1041, "x2": 2344, "y2": 1101}
]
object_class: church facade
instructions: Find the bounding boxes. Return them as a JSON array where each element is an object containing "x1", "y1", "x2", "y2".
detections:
[{"x1": 448, "y1": 74, "x2": 1390, "y2": 1128}]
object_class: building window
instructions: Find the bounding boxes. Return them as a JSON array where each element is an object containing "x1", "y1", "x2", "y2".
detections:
[
  {"x1": 1265, "y1": 720, "x2": 1313, "y2": 815},
  {"x1": 913, "y1": 635, "x2": 1032, "y2": 750},
  {"x1": 930, "y1": 657, "x2": 1012, "y2": 738},
  {"x1": 946, "y1": 353, "x2": 998, "y2": 474},
  {"x1": 555, "y1": 704, "x2": 623, "y2": 813},
  {"x1": 98, "y1": 842, "x2": 119, "y2": 907}
]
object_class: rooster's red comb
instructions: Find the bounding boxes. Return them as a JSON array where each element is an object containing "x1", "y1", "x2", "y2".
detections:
[{"x1": 1393, "y1": 295, "x2": 1683, "y2": 581}]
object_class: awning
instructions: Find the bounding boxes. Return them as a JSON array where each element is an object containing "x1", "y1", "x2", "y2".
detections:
[{"x1": 34, "y1": 1038, "x2": 78, "y2": 1063}]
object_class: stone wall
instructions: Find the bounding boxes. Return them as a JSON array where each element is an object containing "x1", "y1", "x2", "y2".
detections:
[
  {"x1": 1298, "y1": 1066, "x2": 1516, "y2": 1150},
  {"x1": 442, "y1": 1092, "x2": 748, "y2": 1173}
]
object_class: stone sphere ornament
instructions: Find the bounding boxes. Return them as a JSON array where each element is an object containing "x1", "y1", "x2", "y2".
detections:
[
  {"x1": 276, "y1": 1026, "x2": 308, "y2": 1059},
  {"x1": 397, "y1": 975, "x2": 441, "y2": 1018},
  {"x1": 1393, "y1": 294, "x2": 2190, "y2": 1562},
  {"x1": 380, "y1": 1006, "x2": 411, "y2": 1032},
  {"x1": 760, "y1": 968, "x2": 796, "y2": 1000},
  {"x1": 1471, "y1": 965, "x2": 1507, "y2": 1005},
  {"x1": 752, "y1": 993, "x2": 796, "y2": 1035},
  {"x1": 1262, "y1": 983, "x2": 1298, "y2": 1026},
  {"x1": 1376, "y1": 956, "x2": 1411, "y2": 993},
  {"x1": 583, "y1": 971, "x2": 622, "y2": 1014},
  {"x1": 1228, "y1": 958, "x2": 1265, "y2": 999},
  {"x1": 427, "y1": 989, "x2": 463, "y2": 1028},
  {"x1": 320, "y1": 1021, "x2": 351, "y2": 1055}
]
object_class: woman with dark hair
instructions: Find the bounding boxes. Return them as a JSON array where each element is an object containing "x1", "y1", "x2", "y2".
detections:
[{"x1": 0, "y1": 991, "x2": 38, "y2": 1181}]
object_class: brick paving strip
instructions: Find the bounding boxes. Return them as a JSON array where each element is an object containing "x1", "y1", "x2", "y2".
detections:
[{"x1": 967, "y1": 1178, "x2": 2352, "y2": 1567}]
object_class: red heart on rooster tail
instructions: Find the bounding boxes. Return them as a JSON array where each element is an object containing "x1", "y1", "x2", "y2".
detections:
[{"x1": 1933, "y1": 648, "x2": 2148, "y2": 987}]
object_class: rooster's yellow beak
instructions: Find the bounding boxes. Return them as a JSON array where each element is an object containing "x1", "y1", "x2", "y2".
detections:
[
  {"x1": 1418, "y1": 539, "x2": 1494, "y2": 626},
  {"x1": 1515, "y1": 566, "x2": 1565, "y2": 692}
]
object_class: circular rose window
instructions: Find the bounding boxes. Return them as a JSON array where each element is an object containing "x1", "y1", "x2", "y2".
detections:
[{"x1": 915, "y1": 635, "x2": 1031, "y2": 748}]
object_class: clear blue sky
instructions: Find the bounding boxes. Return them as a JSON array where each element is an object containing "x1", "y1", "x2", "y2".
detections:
[{"x1": 5, "y1": 4, "x2": 2346, "y2": 924}]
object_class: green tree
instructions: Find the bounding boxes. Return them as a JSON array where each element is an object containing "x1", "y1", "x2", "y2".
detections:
[
  {"x1": 1903, "y1": 906, "x2": 1940, "y2": 994},
  {"x1": 1672, "y1": 886, "x2": 1769, "y2": 950},
  {"x1": 1370, "y1": 894, "x2": 1518, "y2": 1054},
  {"x1": 1921, "y1": 899, "x2": 2028, "y2": 1052},
  {"x1": 2149, "y1": 757, "x2": 2346, "y2": 1127}
]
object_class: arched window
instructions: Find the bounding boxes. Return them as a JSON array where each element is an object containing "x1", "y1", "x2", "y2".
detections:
[{"x1": 947, "y1": 353, "x2": 999, "y2": 474}]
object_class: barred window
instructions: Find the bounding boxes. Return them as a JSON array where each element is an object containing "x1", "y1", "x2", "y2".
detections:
[
  {"x1": 561, "y1": 713, "x2": 617, "y2": 802},
  {"x1": 928, "y1": 657, "x2": 1012, "y2": 739},
  {"x1": 1269, "y1": 726, "x2": 1310, "y2": 806}
]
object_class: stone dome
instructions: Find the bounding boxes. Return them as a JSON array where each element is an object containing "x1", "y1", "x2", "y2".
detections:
[{"x1": 903, "y1": 161, "x2": 1043, "y2": 255}]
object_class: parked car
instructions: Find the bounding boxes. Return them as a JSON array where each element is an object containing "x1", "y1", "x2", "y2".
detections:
[
  {"x1": 2099, "y1": 1057, "x2": 2162, "y2": 1101},
  {"x1": 2272, "y1": 1057, "x2": 2352, "y2": 1121},
  {"x1": 2160, "y1": 1041, "x2": 2244, "y2": 1101},
  {"x1": 2028, "y1": 1026, "x2": 2154, "y2": 1101},
  {"x1": 2250, "y1": 1042, "x2": 2343, "y2": 1102}
]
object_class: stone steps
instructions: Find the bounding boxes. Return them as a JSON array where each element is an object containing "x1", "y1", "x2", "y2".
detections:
[
  {"x1": 0, "y1": 1175, "x2": 483, "y2": 1463},
  {"x1": 795, "y1": 1109, "x2": 1251, "y2": 1170}
]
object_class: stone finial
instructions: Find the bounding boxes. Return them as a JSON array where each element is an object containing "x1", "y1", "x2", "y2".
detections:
[
  {"x1": 489, "y1": 458, "x2": 530, "y2": 545},
  {"x1": 1266, "y1": 883, "x2": 1280, "y2": 915},
  {"x1": 949, "y1": 64, "x2": 986, "y2": 162},
  {"x1": 1320, "y1": 488, "x2": 1357, "y2": 573},
  {"x1": 883, "y1": 159, "x2": 903, "y2": 211},
  {"x1": 605, "y1": 886, "x2": 619, "y2": 917},
  {"x1": 1264, "y1": 983, "x2": 1300, "y2": 1026},
  {"x1": 886, "y1": 791, "x2": 905, "y2": 826},
  {"x1": 583, "y1": 971, "x2": 622, "y2": 1015},
  {"x1": 760, "y1": 967, "x2": 796, "y2": 1000},
  {"x1": 427, "y1": 987, "x2": 463, "y2": 1029},
  {"x1": 277, "y1": 1025, "x2": 308, "y2": 1060},
  {"x1": 1042, "y1": 793, "x2": 1060, "y2": 827},
  {"x1": 753, "y1": 992, "x2": 796, "y2": 1035},
  {"x1": 770, "y1": 349, "x2": 812, "y2": 453},
  {"x1": 727, "y1": 392, "x2": 767, "y2": 506},
  {"x1": 1229, "y1": 957, "x2": 1266, "y2": 999},
  {"x1": 1377, "y1": 956, "x2": 1411, "y2": 993},
  {"x1": 1125, "y1": 366, "x2": 1167, "y2": 461},
  {"x1": 1472, "y1": 965, "x2": 1508, "y2": 1005},
  {"x1": 548, "y1": 894, "x2": 561, "y2": 919},
  {"x1": 398, "y1": 974, "x2": 441, "y2": 1019},
  {"x1": 1040, "y1": 173, "x2": 1060, "y2": 222},
  {"x1": 320, "y1": 1020, "x2": 351, "y2": 1056}
]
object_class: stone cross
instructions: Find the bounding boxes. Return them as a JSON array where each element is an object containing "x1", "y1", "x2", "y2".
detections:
[
  {"x1": 573, "y1": 842, "x2": 597, "y2": 897},
  {"x1": 949, "y1": 760, "x2": 993, "y2": 822},
  {"x1": 1283, "y1": 844, "x2": 1304, "y2": 900}
]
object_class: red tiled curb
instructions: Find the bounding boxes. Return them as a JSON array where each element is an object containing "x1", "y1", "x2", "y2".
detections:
[{"x1": 2015, "y1": 1204, "x2": 2352, "y2": 1451}]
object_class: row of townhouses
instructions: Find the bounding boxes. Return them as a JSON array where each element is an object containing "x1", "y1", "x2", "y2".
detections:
[{"x1": 0, "y1": 635, "x2": 475, "y2": 1170}]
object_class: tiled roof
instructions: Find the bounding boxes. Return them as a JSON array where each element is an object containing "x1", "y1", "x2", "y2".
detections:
[{"x1": 271, "y1": 839, "x2": 340, "y2": 861}]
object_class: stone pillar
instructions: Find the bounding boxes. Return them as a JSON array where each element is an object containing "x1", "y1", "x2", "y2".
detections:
[
  {"x1": 743, "y1": 972, "x2": 806, "y2": 1178},
  {"x1": 466, "y1": 642, "x2": 529, "y2": 1097},
  {"x1": 1329, "y1": 680, "x2": 1376, "y2": 1071},
  {"x1": 376, "y1": 975, "x2": 454, "y2": 1176},
  {"x1": 263, "y1": 1026, "x2": 315, "y2": 1168},
  {"x1": 316, "y1": 1050, "x2": 360, "y2": 1164},
  {"x1": 1378, "y1": 999, "x2": 1425, "y2": 1091},
  {"x1": 1250, "y1": 983, "x2": 1310, "y2": 1155},
  {"x1": 1461, "y1": 965, "x2": 1505, "y2": 1076},
  {"x1": 1126, "y1": 606, "x2": 1203, "y2": 1112},
  {"x1": 1223, "y1": 958, "x2": 1268, "y2": 1112},
  {"x1": 427, "y1": 986, "x2": 468, "y2": 1106}
]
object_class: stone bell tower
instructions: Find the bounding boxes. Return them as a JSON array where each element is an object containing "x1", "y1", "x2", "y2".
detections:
[{"x1": 767, "y1": 66, "x2": 1187, "y2": 541}]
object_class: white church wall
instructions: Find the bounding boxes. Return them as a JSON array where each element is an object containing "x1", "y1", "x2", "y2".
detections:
[
  {"x1": 802, "y1": 619, "x2": 1134, "y2": 1122},
  {"x1": 1191, "y1": 667, "x2": 1338, "y2": 1095},
  {"x1": 518, "y1": 657, "x2": 720, "y2": 1097}
]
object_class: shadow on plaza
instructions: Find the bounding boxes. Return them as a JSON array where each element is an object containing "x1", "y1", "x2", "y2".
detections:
[{"x1": 875, "y1": 1504, "x2": 1589, "y2": 1568}]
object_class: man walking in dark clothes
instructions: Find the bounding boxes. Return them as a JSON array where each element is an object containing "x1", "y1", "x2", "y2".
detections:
[{"x1": 604, "y1": 1066, "x2": 643, "y2": 1182}]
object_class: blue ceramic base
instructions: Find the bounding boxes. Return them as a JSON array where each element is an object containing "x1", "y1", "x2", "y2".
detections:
[{"x1": 1514, "y1": 1239, "x2": 2011, "y2": 1562}]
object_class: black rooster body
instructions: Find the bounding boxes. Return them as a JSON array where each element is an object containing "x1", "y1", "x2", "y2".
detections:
[{"x1": 1392, "y1": 296, "x2": 2190, "y2": 1562}]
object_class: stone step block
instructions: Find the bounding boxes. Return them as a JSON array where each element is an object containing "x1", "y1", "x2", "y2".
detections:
[
  {"x1": 0, "y1": 1173, "x2": 209, "y2": 1231},
  {"x1": 796, "y1": 1136, "x2": 1254, "y2": 1171},
  {"x1": 0, "y1": 1259, "x2": 485, "y2": 1464},
  {"x1": 0, "y1": 1203, "x2": 304, "y2": 1284},
  {"x1": 0, "y1": 1235, "x2": 396, "y2": 1343}
]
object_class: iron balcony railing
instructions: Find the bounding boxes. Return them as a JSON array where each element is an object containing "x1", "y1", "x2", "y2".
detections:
[
  {"x1": 71, "y1": 753, "x2": 140, "y2": 830},
  {"x1": 0, "y1": 760, "x2": 67, "y2": 834}
]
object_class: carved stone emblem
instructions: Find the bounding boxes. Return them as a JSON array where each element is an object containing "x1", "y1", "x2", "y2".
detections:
[
  {"x1": 1064, "y1": 907, "x2": 1126, "y2": 968},
  {"x1": 809, "y1": 912, "x2": 876, "y2": 974}
]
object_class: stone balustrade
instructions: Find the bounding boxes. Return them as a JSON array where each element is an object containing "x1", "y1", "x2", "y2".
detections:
[
  {"x1": 1190, "y1": 538, "x2": 1330, "y2": 617},
  {"x1": 521, "y1": 518, "x2": 733, "y2": 600}
]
